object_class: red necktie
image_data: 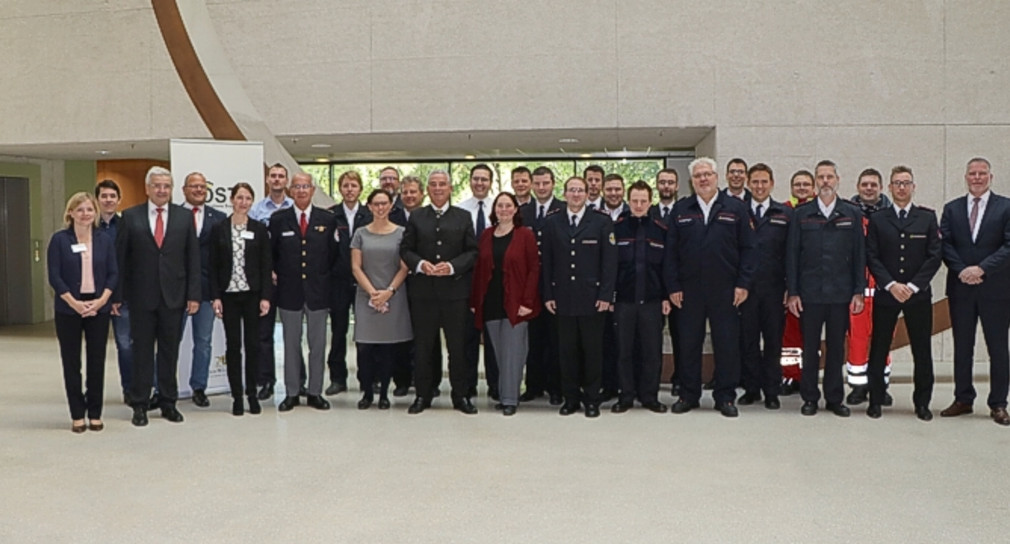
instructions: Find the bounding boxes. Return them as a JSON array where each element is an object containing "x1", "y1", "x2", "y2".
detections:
[
  {"x1": 969, "y1": 197, "x2": 981, "y2": 238},
  {"x1": 300, "y1": 211, "x2": 308, "y2": 237},
  {"x1": 155, "y1": 207, "x2": 165, "y2": 248},
  {"x1": 192, "y1": 206, "x2": 200, "y2": 232}
]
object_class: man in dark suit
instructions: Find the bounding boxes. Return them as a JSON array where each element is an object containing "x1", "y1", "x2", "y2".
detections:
[
  {"x1": 786, "y1": 160, "x2": 866, "y2": 417},
  {"x1": 939, "y1": 157, "x2": 1010, "y2": 426},
  {"x1": 270, "y1": 172, "x2": 339, "y2": 412},
  {"x1": 865, "y1": 165, "x2": 942, "y2": 420},
  {"x1": 649, "y1": 168, "x2": 682, "y2": 395},
  {"x1": 519, "y1": 166, "x2": 566, "y2": 404},
  {"x1": 325, "y1": 170, "x2": 372, "y2": 396},
  {"x1": 665, "y1": 158, "x2": 756, "y2": 418},
  {"x1": 541, "y1": 176, "x2": 617, "y2": 418},
  {"x1": 388, "y1": 175, "x2": 430, "y2": 396},
  {"x1": 114, "y1": 166, "x2": 200, "y2": 427},
  {"x1": 179, "y1": 172, "x2": 227, "y2": 408},
  {"x1": 738, "y1": 164, "x2": 792, "y2": 410},
  {"x1": 401, "y1": 170, "x2": 479, "y2": 414}
]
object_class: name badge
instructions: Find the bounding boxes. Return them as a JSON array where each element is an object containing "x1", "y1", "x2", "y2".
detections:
[
  {"x1": 649, "y1": 241, "x2": 664, "y2": 249},
  {"x1": 582, "y1": 239, "x2": 598, "y2": 245},
  {"x1": 769, "y1": 218, "x2": 788, "y2": 225},
  {"x1": 909, "y1": 234, "x2": 927, "y2": 239},
  {"x1": 241, "y1": 231, "x2": 255, "y2": 240},
  {"x1": 71, "y1": 243, "x2": 87, "y2": 253},
  {"x1": 835, "y1": 220, "x2": 853, "y2": 228},
  {"x1": 617, "y1": 241, "x2": 631, "y2": 246},
  {"x1": 716, "y1": 213, "x2": 738, "y2": 223},
  {"x1": 282, "y1": 231, "x2": 295, "y2": 237}
]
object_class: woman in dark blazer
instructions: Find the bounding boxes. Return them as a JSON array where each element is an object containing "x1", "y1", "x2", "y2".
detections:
[
  {"x1": 48, "y1": 192, "x2": 118, "y2": 433},
  {"x1": 470, "y1": 192, "x2": 540, "y2": 416},
  {"x1": 210, "y1": 183, "x2": 273, "y2": 416}
]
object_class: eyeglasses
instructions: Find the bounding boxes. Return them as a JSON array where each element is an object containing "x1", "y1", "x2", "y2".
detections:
[
  {"x1": 290, "y1": 184, "x2": 313, "y2": 190},
  {"x1": 728, "y1": 169, "x2": 746, "y2": 175},
  {"x1": 890, "y1": 181, "x2": 914, "y2": 188}
]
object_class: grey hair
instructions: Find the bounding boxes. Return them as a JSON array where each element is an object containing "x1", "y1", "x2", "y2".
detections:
[
  {"x1": 688, "y1": 157, "x2": 717, "y2": 175},
  {"x1": 145, "y1": 166, "x2": 172, "y2": 186}
]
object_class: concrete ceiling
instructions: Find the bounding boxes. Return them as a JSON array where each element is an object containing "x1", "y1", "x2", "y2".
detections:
[{"x1": 0, "y1": 127, "x2": 710, "y2": 162}]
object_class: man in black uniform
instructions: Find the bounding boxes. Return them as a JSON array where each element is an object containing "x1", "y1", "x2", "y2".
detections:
[
  {"x1": 665, "y1": 157, "x2": 756, "y2": 418},
  {"x1": 612, "y1": 181, "x2": 669, "y2": 414},
  {"x1": 738, "y1": 163, "x2": 792, "y2": 410},
  {"x1": 326, "y1": 170, "x2": 372, "y2": 396},
  {"x1": 541, "y1": 176, "x2": 617, "y2": 418},
  {"x1": 786, "y1": 160, "x2": 866, "y2": 417},
  {"x1": 721, "y1": 158, "x2": 752, "y2": 202},
  {"x1": 400, "y1": 170, "x2": 479, "y2": 415},
  {"x1": 865, "y1": 165, "x2": 942, "y2": 420},
  {"x1": 519, "y1": 166, "x2": 565, "y2": 404},
  {"x1": 649, "y1": 168, "x2": 681, "y2": 395}
]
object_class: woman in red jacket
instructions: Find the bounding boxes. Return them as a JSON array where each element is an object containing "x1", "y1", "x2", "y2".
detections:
[{"x1": 470, "y1": 192, "x2": 540, "y2": 416}]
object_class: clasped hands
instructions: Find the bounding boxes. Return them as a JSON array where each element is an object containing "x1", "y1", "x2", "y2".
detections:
[
  {"x1": 958, "y1": 265, "x2": 984, "y2": 286},
  {"x1": 420, "y1": 260, "x2": 453, "y2": 276}
]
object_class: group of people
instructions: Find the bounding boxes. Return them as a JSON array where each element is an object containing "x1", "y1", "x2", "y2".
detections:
[{"x1": 48, "y1": 155, "x2": 1010, "y2": 431}]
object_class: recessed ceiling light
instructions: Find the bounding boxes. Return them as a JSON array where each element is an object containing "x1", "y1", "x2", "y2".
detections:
[
  {"x1": 310, "y1": 143, "x2": 331, "y2": 148},
  {"x1": 96, "y1": 150, "x2": 109, "y2": 155},
  {"x1": 580, "y1": 153, "x2": 592, "y2": 158},
  {"x1": 315, "y1": 157, "x2": 328, "y2": 163},
  {"x1": 464, "y1": 154, "x2": 475, "y2": 160},
  {"x1": 559, "y1": 138, "x2": 579, "y2": 144}
]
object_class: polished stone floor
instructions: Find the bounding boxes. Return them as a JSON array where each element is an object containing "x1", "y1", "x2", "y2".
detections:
[{"x1": 1, "y1": 322, "x2": 1007, "y2": 543}]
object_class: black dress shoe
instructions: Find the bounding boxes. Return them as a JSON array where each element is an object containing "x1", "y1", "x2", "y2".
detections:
[
  {"x1": 584, "y1": 404, "x2": 601, "y2": 418},
  {"x1": 611, "y1": 401, "x2": 633, "y2": 414},
  {"x1": 325, "y1": 382, "x2": 347, "y2": 396},
  {"x1": 502, "y1": 405, "x2": 517, "y2": 416},
  {"x1": 131, "y1": 406, "x2": 148, "y2": 427},
  {"x1": 147, "y1": 393, "x2": 161, "y2": 411},
  {"x1": 559, "y1": 403, "x2": 580, "y2": 416},
  {"x1": 299, "y1": 385, "x2": 308, "y2": 397},
  {"x1": 278, "y1": 396, "x2": 300, "y2": 412},
  {"x1": 357, "y1": 397, "x2": 373, "y2": 410},
  {"x1": 643, "y1": 401, "x2": 668, "y2": 414},
  {"x1": 161, "y1": 407, "x2": 185, "y2": 423},
  {"x1": 780, "y1": 380, "x2": 799, "y2": 396},
  {"x1": 192, "y1": 389, "x2": 210, "y2": 407},
  {"x1": 715, "y1": 402, "x2": 739, "y2": 418},
  {"x1": 519, "y1": 390, "x2": 542, "y2": 402},
  {"x1": 764, "y1": 397, "x2": 781, "y2": 410},
  {"x1": 702, "y1": 379, "x2": 715, "y2": 391},
  {"x1": 392, "y1": 385, "x2": 410, "y2": 397},
  {"x1": 866, "y1": 404, "x2": 882, "y2": 419},
  {"x1": 489, "y1": 388, "x2": 500, "y2": 402},
  {"x1": 407, "y1": 397, "x2": 431, "y2": 414},
  {"x1": 257, "y1": 383, "x2": 274, "y2": 401},
  {"x1": 882, "y1": 391, "x2": 894, "y2": 406},
  {"x1": 232, "y1": 398, "x2": 244, "y2": 416},
  {"x1": 548, "y1": 393, "x2": 563, "y2": 406},
  {"x1": 846, "y1": 385, "x2": 868, "y2": 405},
  {"x1": 670, "y1": 399, "x2": 700, "y2": 414},
  {"x1": 737, "y1": 391, "x2": 761, "y2": 405},
  {"x1": 453, "y1": 397, "x2": 478, "y2": 415},
  {"x1": 915, "y1": 405, "x2": 933, "y2": 421},
  {"x1": 600, "y1": 389, "x2": 619, "y2": 402},
  {"x1": 378, "y1": 397, "x2": 391, "y2": 410},
  {"x1": 826, "y1": 403, "x2": 851, "y2": 417},
  {"x1": 248, "y1": 397, "x2": 261, "y2": 415},
  {"x1": 306, "y1": 395, "x2": 330, "y2": 410},
  {"x1": 801, "y1": 401, "x2": 818, "y2": 416},
  {"x1": 991, "y1": 407, "x2": 1010, "y2": 426}
]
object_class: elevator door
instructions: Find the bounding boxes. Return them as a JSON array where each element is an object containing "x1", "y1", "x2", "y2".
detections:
[{"x1": 0, "y1": 177, "x2": 32, "y2": 325}]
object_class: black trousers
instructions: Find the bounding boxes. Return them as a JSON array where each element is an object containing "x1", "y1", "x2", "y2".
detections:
[
  {"x1": 557, "y1": 313, "x2": 605, "y2": 406},
  {"x1": 392, "y1": 341, "x2": 441, "y2": 392},
  {"x1": 740, "y1": 289, "x2": 785, "y2": 397},
  {"x1": 524, "y1": 310, "x2": 561, "y2": 396},
  {"x1": 326, "y1": 285, "x2": 354, "y2": 386},
  {"x1": 257, "y1": 290, "x2": 304, "y2": 388},
  {"x1": 867, "y1": 298, "x2": 933, "y2": 407},
  {"x1": 465, "y1": 310, "x2": 498, "y2": 394},
  {"x1": 129, "y1": 303, "x2": 184, "y2": 408},
  {"x1": 667, "y1": 307, "x2": 681, "y2": 387},
  {"x1": 357, "y1": 343, "x2": 393, "y2": 399},
  {"x1": 410, "y1": 297, "x2": 468, "y2": 401},
  {"x1": 799, "y1": 302, "x2": 849, "y2": 405},
  {"x1": 222, "y1": 291, "x2": 261, "y2": 398},
  {"x1": 54, "y1": 310, "x2": 110, "y2": 420},
  {"x1": 615, "y1": 302, "x2": 663, "y2": 404},
  {"x1": 949, "y1": 292, "x2": 1010, "y2": 408},
  {"x1": 602, "y1": 311, "x2": 619, "y2": 393},
  {"x1": 678, "y1": 286, "x2": 741, "y2": 405}
]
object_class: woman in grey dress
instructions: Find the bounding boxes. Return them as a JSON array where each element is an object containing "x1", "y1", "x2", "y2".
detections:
[{"x1": 350, "y1": 189, "x2": 412, "y2": 409}]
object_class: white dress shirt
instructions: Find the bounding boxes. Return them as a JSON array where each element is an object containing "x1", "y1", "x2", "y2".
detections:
[
  {"x1": 147, "y1": 200, "x2": 169, "y2": 235},
  {"x1": 181, "y1": 201, "x2": 204, "y2": 234}
]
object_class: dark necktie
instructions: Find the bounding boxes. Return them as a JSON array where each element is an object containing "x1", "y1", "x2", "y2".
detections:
[
  {"x1": 755, "y1": 204, "x2": 763, "y2": 219},
  {"x1": 538, "y1": 204, "x2": 545, "y2": 220},
  {"x1": 299, "y1": 211, "x2": 308, "y2": 237},
  {"x1": 899, "y1": 209, "x2": 907, "y2": 222},
  {"x1": 571, "y1": 214, "x2": 577, "y2": 228},
  {"x1": 587, "y1": 202, "x2": 596, "y2": 211},
  {"x1": 970, "y1": 197, "x2": 981, "y2": 236},
  {"x1": 154, "y1": 207, "x2": 165, "y2": 248},
  {"x1": 662, "y1": 206, "x2": 669, "y2": 219},
  {"x1": 476, "y1": 201, "x2": 486, "y2": 234}
]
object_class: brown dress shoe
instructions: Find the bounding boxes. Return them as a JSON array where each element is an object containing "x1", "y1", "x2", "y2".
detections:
[
  {"x1": 940, "y1": 401, "x2": 973, "y2": 417},
  {"x1": 991, "y1": 407, "x2": 1010, "y2": 426}
]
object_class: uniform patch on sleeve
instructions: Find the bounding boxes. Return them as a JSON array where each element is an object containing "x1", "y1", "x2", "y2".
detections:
[{"x1": 608, "y1": 233, "x2": 616, "y2": 245}]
